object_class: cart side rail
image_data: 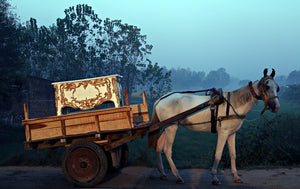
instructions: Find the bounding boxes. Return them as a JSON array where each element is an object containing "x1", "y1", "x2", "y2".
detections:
[
  {"x1": 130, "y1": 92, "x2": 149, "y2": 124},
  {"x1": 23, "y1": 105, "x2": 133, "y2": 143}
]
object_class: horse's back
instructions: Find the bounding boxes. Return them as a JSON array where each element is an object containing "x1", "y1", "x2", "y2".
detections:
[{"x1": 155, "y1": 93, "x2": 210, "y2": 121}]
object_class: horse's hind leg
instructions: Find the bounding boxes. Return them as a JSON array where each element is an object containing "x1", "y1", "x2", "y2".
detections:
[
  {"x1": 156, "y1": 130, "x2": 167, "y2": 180},
  {"x1": 164, "y1": 124, "x2": 184, "y2": 184}
]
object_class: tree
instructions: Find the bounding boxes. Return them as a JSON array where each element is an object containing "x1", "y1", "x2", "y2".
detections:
[
  {"x1": 287, "y1": 70, "x2": 300, "y2": 85},
  {"x1": 170, "y1": 67, "x2": 205, "y2": 90},
  {"x1": 20, "y1": 4, "x2": 170, "y2": 99},
  {"x1": 138, "y1": 60, "x2": 171, "y2": 103},
  {"x1": 57, "y1": 4, "x2": 154, "y2": 95},
  {"x1": 204, "y1": 68, "x2": 230, "y2": 88},
  {"x1": 0, "y1": 0, "x2": 24, "y2": 111}
]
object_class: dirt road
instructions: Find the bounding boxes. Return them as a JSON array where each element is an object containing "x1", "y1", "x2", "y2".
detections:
[{"x1": 0, "y1": 166, "x2": 299, "y2": 189}]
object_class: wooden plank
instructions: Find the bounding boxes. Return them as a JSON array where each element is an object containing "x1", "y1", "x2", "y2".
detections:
[
  {"x1": 133, "y1": 113, "x2": 149, "y2": 123},
  {"x1": 30, "y1": 126, "x2": 62, "y2": 141},
  {"x1": 98, "y1": 111, "x2": 128, "y2": 122},
  {"x1": 29, "y1": 120, "x2": 62, "y2": 141},
  {"x1": 124, "y1": 88, "x2": 129, "y2": 106},
  {"x1": 142, "y1": 91, "x2": 147, "y2": 105},
  {"x1": 23, "y1": 104, "x2": 31, "y2": 142},
  {"x1": 99, "y1": 119, "x2": 131, "y2": 131},
  {"x1": 22, "y1": 106, "x2": 131, "y2": 125},
  {"x1": 130, "y1": 104, "x2": 148, "y2": 113},
  {"x1": 24, "y1": 104, "x2": 29, "y2": 120},
  {"x1": 24, "y1": 106, "x2": 133, "y2": 141},
  {"x1": 130, "y1": 104, "x2": 149, "y2": 123},
  {"x1": 64, "y1": 116, "x2": 97, "y2": 136},
  {"x1": 95, "y1": 115, "x2": 100, "y2": 133},
  {"x1": 66, "y1": 123, "x2": 97, "y2": 136},
  {"x1": 61, "y1": 120, "x2": 66, "y2": 137},
  {"x1": 127, "y1": 110, "x2": 134, "y2": 129}
]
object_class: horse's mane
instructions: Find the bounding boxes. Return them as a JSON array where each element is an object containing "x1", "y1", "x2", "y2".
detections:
[{"x1": 230, "y1": 83, "x2": 256, "y2": 108}]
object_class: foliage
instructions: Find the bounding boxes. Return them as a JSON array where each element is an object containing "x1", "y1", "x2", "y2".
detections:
[
  {"x1": 170, "y1": 67, "x2": 231, "y2": 91},
  {"x1": 234, "y1": 113, "x2": 300, "y2": 167},
  {"x1": 204, "y1": 68, "x2": 230, "y2": 88},
  {"x1": 170, "y1": 67, "x2": 206, "y2": 90},
  {"x1": 0, "y1": 0, "x2": 24, "y2": 111},
  {"x1": 279, "y1": 84, "x2": 300, "y2": 104},
  {"x1": 19, "y1": 4, "x2": 167, "y2": 97},
  {"x1": 286, "y1": 70, "x2": 300, "y2": 85},
  {"x1": 138, "y1": 60, "x2": 171, "y2": 103}
]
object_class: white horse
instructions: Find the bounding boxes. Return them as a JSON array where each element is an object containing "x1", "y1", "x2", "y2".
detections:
[{"x1": 150, "y1": 69, "x2": 280, "y2": 184}]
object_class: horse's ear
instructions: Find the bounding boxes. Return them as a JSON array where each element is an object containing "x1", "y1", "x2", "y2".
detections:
[
  {"x1": 263, "y1": 68, "x2": 268, "y2": 77},
  {"x1": 270, "y1": 69, "x2": 275, "y2": 78}
]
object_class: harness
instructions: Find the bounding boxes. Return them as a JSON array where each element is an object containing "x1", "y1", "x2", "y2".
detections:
[
  {"x1": 159, "y1": 76, "x2": 278, "y2": 133},
  {"x1": 248, "y1": 76, "x2": 279, "y2": 115},
  {"x1": 210, "y1": 92, "x2": 246, "y2": 133},
  {"x1": 163, "y1": 89, "x2": 246, "y2": 133}
]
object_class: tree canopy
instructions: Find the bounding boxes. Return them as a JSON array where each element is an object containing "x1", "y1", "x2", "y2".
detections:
[
  {"x1": 20, "y1": 4, "x2": 170, "y2": 98},
  {"x1": 0, "y1": 0, "x2": 24, "y2": 110}
]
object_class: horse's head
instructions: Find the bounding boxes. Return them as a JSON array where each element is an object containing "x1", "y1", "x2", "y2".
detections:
[{"x1": 257, "y1": 68, "x2": 280, "y2": 113}]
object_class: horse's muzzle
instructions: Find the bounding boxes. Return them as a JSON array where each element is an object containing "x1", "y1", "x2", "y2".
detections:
[{"x1": 268, "y1": 100, "x2": 280, "y2": 113}]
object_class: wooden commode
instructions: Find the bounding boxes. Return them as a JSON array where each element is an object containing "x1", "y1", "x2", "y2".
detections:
[{"x1": 52, "y1": 75, "x2": 123, "y2": 115}]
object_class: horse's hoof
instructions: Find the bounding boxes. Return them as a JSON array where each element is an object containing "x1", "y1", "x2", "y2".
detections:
[
  {"x1": 234, "y1": 178, "x2": 243, "y2": 183},
  {"x1": 176, "y1": 178, "x2": 184, "y2": 184},
  {"x1": 212, "y1": 180, "x2": 221, "y2": 185},
  {"x1": 160, "y1": 175, "x2": 167, "y2": 180}
]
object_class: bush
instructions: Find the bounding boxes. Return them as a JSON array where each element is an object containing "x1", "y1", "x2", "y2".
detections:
[{"x1": 218, "y1": 113, "x2": 300, "y2": 168}]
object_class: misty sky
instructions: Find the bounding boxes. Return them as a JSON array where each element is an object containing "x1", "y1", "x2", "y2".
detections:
[{"x1": 10, "y1": 0, "x2": 300, "y2": 80}]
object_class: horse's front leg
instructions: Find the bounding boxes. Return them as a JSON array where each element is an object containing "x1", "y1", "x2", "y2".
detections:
[
  {"x1": 211, "y1": 133, "x2": 228, "y2": 185},
  {"x1": 227, "y1": 133, "x2": 242, "y2": 183}
]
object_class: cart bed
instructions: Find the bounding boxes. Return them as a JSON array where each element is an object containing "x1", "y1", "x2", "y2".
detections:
[{"x1": 23, "y1": 99, "x2": 150, "y2": 149}]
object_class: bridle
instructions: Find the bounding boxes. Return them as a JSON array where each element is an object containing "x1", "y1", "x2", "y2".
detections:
[{"x1": 249, "y1": 76, "x2": 279, "y2": 114}]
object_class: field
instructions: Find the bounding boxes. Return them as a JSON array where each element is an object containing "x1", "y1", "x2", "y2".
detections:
[{"x1": 0, "y1": 100, "x2": 299, "y2": 170}]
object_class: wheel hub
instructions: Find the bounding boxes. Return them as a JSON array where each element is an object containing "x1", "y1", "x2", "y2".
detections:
[
  {"x1": 80, "y1": 161, "x2": 88, "y2": 168},
  {"x1": 67, "y1": 148, "x2": 100, "y2": 182}
]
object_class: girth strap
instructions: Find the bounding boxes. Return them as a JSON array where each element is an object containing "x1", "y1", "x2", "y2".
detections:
[
  {"x1": 210, "y1": 92, "x2": 246, "y2": 133},
  {"x1": 210, "y1": 106, "x2": 218, "y2": 133},
  {"x1": 226, "y1": 92, "x2": 231, "y2": 117}
]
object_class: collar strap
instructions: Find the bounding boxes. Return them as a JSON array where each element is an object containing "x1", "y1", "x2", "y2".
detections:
[{"x1": 248, "y1": 81, "x2": 261, "y2": 100}]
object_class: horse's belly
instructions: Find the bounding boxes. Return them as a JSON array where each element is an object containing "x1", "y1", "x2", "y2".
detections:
[{"x1": 180, "y1": 108, "x2": 212, "y2": 132}]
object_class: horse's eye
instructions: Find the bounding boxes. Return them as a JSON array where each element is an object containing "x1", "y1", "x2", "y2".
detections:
[
  {"x1": 277, "y1": 86, "x2": 280, "y2": 92},
  {"x1": 265, "y1": 85, "x2": 270, "y2": 90}
]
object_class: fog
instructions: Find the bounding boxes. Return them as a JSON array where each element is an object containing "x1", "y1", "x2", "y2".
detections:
[{"x1": 11, "y1": 0, "x2": 300, "y2": 80}]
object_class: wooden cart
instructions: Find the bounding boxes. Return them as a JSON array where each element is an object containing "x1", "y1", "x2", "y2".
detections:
[{"x1": 22, "y1": 75, "x2": 221, "y2": 187}]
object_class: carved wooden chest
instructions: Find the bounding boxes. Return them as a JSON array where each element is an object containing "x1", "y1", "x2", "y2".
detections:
[{"x1": 52, "y1": 75, "x2": 123, "y2": 115}]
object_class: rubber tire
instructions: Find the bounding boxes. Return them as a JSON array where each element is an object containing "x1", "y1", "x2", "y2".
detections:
[{"x1": 62, "y1": 141, "x2": 108, "y2": 188}]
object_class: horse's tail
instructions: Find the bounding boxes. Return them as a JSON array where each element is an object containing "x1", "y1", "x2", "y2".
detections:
[{"x1": 148, "y1": 101, "x2": 161, "y2": 149}]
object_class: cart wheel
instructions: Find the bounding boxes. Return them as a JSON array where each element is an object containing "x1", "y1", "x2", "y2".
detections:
[{"x1": 62, "y1": 141, "x2": 108, "y2": 188}]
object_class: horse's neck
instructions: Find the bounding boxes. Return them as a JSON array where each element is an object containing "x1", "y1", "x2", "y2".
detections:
[{"x1": 227, "y1": 81, "x2": 259, "y2": 115}]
